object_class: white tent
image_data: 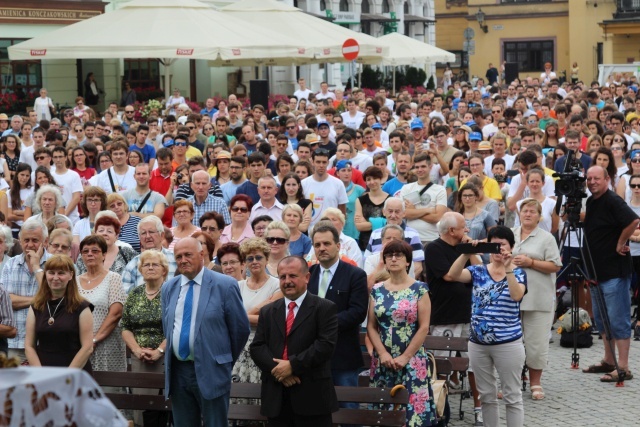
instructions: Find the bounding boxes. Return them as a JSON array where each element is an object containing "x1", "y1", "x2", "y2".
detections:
[
  {"x1": 372, "y1": 32, "x2": 456, "y2": 66},
  {"x1": 7, "y1": 0, "x2": 315, "y2": 99},
  {"x1": 214, "y1": 0, "x2": 388, "y2": 66}
]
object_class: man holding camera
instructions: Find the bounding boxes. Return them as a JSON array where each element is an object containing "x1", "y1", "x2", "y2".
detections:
[{"x1": 582, "y1": 165, "x2": 639, "y2": 382}]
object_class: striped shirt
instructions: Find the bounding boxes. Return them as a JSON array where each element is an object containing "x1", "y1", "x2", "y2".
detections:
[
  {"x1": 120, "y1": 215, "x2": 142, "y2": 253},
  {"x1": 2, "y1": 252, "x2": 52, "y2": 349},
  {"x1": 174, "y1": 180, "x2": 222, "y2": 201},
  {"x1": 186, "y1": 194, "x2": 231, "y2": 226},
  {"x1": 467, "y1": 265, "x2": 527, "y2": 345},
  {"x1": 364, "y1": 224, "x2": 424, "y2": 262},
  {"x1": 121, "y1": 247, "x2": 177, "y2": 293},
  {"x1": 0, "y1": 284, "x2": 15, "y2": 354}
]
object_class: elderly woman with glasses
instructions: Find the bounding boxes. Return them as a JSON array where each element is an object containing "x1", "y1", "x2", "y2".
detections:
[
  {"x1": 31, "y1": 184, "x2": 65, "y2": 225},
  {"x1": 218, "y1": 242, "x2": 244, "y2": 281},
  {"x1": 169, "y1": 200, "x2": 200, "y2": 250},
  {"x1": 233, "y1": 237, "x2": 282, "y2": 384},
  {"x1": 221, "y1": 194, "x2": 255, "y2": 245}
]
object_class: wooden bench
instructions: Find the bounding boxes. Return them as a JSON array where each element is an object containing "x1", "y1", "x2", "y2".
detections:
[
  {"x1": 424, "y1": 335, "x2": 471, "y2": 421},
  {"x1": 93, "y1": 371, "x2": 409, "y2": 427}
]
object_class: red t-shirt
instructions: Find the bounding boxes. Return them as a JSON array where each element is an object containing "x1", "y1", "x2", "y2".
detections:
[{"x1": 150, "y1": 167, "x2": 174, "y2": 226}]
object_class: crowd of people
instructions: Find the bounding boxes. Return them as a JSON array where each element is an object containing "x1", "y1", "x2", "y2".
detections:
[{"x1": 0, "y1": 69, "x2": 639, "y2": 427}]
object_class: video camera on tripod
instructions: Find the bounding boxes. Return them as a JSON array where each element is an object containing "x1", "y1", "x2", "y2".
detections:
[{"x1": 553, "y1": 149, "x2": 587, "y2": 222}]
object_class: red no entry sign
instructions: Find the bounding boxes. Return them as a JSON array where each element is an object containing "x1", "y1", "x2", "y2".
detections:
[{"x1": 342, "y1": 38, "x2": 360, "y2": 61}]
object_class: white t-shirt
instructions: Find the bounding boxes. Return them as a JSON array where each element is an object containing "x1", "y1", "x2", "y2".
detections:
[
  {"x1": 293, "y1": 88, "x2": 313, "y2": 101},
  {"x1": 95, "y1": 166, "x2": 136, "y2": 195},
  {"x1": 484, "y1": 154, "x2": 515, "y2": 178},
  {"x1": 7, "y1": 187, "x2": 34, "y2": 227},
  {"x1": 399, "y1": 181, "x2": 447, "y2": 242},
  {"x1": 507, "y1": 173, "x2": 556, "y2": 200},
  {"x1": 341, "y1": 111, "x2": 366, "y2": 130},
  {"x1": 315, "y1": 91, "x2": 336, "y2": 101},
  {"x1": 359, "y1": 147, "x2": 386, "y2": 158},
  {"x1": 51, "y1": 169, "x2": 83, "y2": 224},
  {"x1": 514, "y1": 197, "x2": 556, "y2": 233},
  {"x1": 329, "y1": 152, "x2": 373, "y2": 172},
  {"x1": 19, "y1": 145, "x2": 38, "y2": 171},
  {"x1": 302, "y1": 174, "x2": 349, "y2": 225}
]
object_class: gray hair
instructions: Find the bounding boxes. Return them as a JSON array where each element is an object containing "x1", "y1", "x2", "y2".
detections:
[
  {"x1": 35, "y1": 184, "x2": 64, "y2": 210},
  {"x1": 282, "y1": 203, "x2": 303, "y2": 222},
  {"x1": 50, "y1": 118, "x2": 62, "y2": 126},
  {"x1": 437, "y1": 212, "x2": 461, "y2": 235},
  {"x1": 138, "y1": 215, "x2": 164, "y2": 235},
  {"x1": 20, "y1": 217, "x2": 49, "y2": 239},
  {"x1": 0, "y1": 225, "x2": 14, "y2": 252},
  {"x1": 95, "y1": 210, "x2": 118, "y2": 222},
  {"x1": 51, "y1": 214, "x2": 72, "y2": 230},
  {"x1": 381, "y1": 224, "x2": 405, "y2": 240},
  {"x1": 383, "y1": 197, "x2": 405, "y2": 212},
  {"x1": 11, "y1": 115, "x2": 23, "y2": 124},
  {"x1": 257, "y1": 175, "x2": 277, "y2": 187}
]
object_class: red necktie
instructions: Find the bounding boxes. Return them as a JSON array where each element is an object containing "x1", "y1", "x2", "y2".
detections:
[{"x1": 282, "y1": 301, "x2": 297, "y2": 360}]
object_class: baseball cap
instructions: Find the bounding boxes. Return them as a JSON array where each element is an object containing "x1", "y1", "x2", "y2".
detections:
[
  {"x1": 317, "y1": 120, "x2": 330, "y2": 128},
  {"x1": 371, "y1": 123, "x2": 382, "y2": 130},
  {"x1": 478, "y1": 141, "x2": 492, "y2": 151},
  {"x1": 465, "y1": 120, "x2": 477, "y2": 127},
  {"x1": 482, "y1": 93, "x2": 490, "y2": 99},
  {"x1": 305, "y1": 133, "x2": 320, "y2": 144},
  {"x1": 163, "y1": 139, "x2": 175, "y2": 148},
  {"x1": 469, "y1": 132, "x2": 483, "y2": 142},
  {"x1": 335, "y1": 160, "x2": 352, "y2": 171},
  {"x1": 215, "y1": 150, "x2": 231, "y2": 161},
  {"x1": 458, "y1": 125, "x2": 472, "y2": 134},
  {"x1": 410, "y1": 119, "x2": 424, "y2": 130}
]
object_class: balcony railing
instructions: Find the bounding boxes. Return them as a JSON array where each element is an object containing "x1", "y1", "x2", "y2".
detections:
[{"x1": 617, "y1": 0, "x2": 640, "y2": 13}]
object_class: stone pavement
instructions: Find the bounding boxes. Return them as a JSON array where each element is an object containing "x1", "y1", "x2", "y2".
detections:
[{"x1": 447, "y1": 331, "x2": 640, "y2": 426}]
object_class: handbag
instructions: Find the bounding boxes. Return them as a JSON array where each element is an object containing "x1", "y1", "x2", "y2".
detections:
[{"x1": 427, "y1": 351, "x2": 448, "y2": 418}]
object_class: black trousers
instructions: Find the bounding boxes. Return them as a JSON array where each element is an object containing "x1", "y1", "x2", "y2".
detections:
[{"x1": 267, "y1": 389, "x2": 332, "y2": 427}]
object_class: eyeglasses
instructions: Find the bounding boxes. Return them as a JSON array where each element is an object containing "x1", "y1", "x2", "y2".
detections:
[
  {"x1": 75, "y1": 129, "x2": 83, "y2": 132},
  {"x1": 86, "y1": 198, "x2": 102, "y2": 204},
  {"x1": 245, "y1": 255, "x2": 265, "y2": 263},
  {"x1": 333, "y1": 120, "x2": 342, "y2": 124},
  {"x1": 186, "y1": 126, "x2": 195, "y2": 130},
  {"x1": 461, "y1": 194, "x2": 476, "y2": 198},
  {"x1": 81, "y1": 248, "x2": 102, "y2": 255},
  {"x1": 142, "y1": 262, "x2": 162, "y2": 269},
  {"x1": 611, "y1": 146, "x2": 622, "y2": 151},
  {"x1": 221, "y1": 259, "x2": 240, "y2": 267},
  {"x1": 631, "y1": 158, "x2": 640, "y2": 163},
  {"x1": 230, "y1": 206, "x2": 249, "y2": 213},
  {"x1": 36, "y1": 156, "x2": 49, "y2": 161},
  {"x1": 140, "y1": 230, "x2": 159, "y2": 237},
  {"x1": 49, "y1": 243, "x2": 70, "y2": 251},
  {"x1": 613, "y1": 138, "x2": 625, "y2": 142},
  {"x1": 384, "y1": 252, "x2": 405, "y2": 260},
  {"x1": 201, "y1": 226, "x2": 219, "y2": 232},
  {"x1": 174, "y1": 210, "x2": 191, "y2": 216},
  {"x1": 266, "y1": 237, "x2": 288, "y2": 245},
  {"x1": 630, "y1": 184, "x2": 640, "y2": 189}
]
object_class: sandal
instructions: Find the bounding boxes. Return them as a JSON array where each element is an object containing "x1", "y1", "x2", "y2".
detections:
[
  {"x1": 600, "y1": 370, "x2": 633, "y2": 383},
  {"x1": 531, "y1": 385, "x2": 545, "y2": 400},
  {"x1": 582, "y1": 360, "x2": 616, "y2": 373}
]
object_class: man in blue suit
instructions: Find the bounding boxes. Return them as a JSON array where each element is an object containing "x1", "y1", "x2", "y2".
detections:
[{"x1": 162, "y1": 237, "x2": 250, "y2": 427}]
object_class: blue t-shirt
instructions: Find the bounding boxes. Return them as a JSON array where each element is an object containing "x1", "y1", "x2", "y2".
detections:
[
  {"x1": 130, "y1": 144, "x2": 156, "y2": 163},
  {"x1": 466, "y1": 265, "x2": 527, "y2": 345},
  {"x1": 382, "y1": 177, "x2": 406, "y2": 198},
  {"x1": 289, "y1": 233, "x2": 312, "y2": 257},
  {"x1": 236, "y1": 180, "x2": 259, "y2": 205}
]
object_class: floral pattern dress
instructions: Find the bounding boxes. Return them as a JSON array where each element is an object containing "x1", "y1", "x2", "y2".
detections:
[{"x1": 369, "y1": 281, "x2": 437, "y2": 427}]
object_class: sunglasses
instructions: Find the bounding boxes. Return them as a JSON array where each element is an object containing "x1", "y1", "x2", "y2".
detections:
[
  {"x1": 174, "y1": 142, "x2": 187, "y2": 147},
  {"x1": 125, "y1": 111, "x2": 134, "y2": 114},
  {"x1": 36, "y1": 156, "x2": 49, "y2": 160},
  {"x1": 265, "y1": 237, "x2": 288, "y2": 245},
  {"x1": 630, "y1": 184, "x2": 640, "y2": 189},
  {"x1": 230, "y1": 206, "x2": 248, "y2": 213},
  {"x1": 200, "y1": 226, "x2": 219, "y2": 232},
  {"x1": 632, "y1": 159, "x2": 640, "y2": 163},
  {"x1": 286, "y1": 126, "x2": 296, "y2": 130},
  {"x1": 245, "y1": 255, "x2": 265, "y2": 263}
]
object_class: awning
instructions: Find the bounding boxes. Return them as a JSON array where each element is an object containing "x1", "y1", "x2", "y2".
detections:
[
  {"x1": 404, "y1": 14, "x2": 435, "y2": 24},
  {"x1": 303, "y1": 11, "x2": 334, "y2": 22},
  {"x1": 361, "y1": 13, "x2": 399, "y2": 23}
]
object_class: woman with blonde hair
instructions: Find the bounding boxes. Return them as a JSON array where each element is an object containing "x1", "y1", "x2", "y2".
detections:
[
  {"x1": 107, "y1": 192, "x2": 141, "y2": 253},
  {"x1": 25, "y1": 255, "x2": 94, "y2": 372},
  {"x1": 264, "y1": 221, "x2": 291, "y2": 277},
  {"x1": 282, "y1": 204, "x2": 312, "y2": 257}
]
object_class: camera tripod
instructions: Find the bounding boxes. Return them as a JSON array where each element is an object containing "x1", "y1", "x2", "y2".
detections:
[{"x1": 557, "y1": 217, "x2": 627, "y2": 386}]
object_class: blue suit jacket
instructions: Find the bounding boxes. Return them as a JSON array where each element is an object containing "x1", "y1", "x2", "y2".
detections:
[{"x1": 162, "y1": 268, "x2": 250, "y2": 400}]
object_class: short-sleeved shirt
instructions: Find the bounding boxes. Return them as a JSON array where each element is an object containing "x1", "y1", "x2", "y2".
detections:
[
  {"x1": 122, "y1": 189, "x2": 167, "y2": 215},
  {"x1": 96, "y1": 166, "x2": 136, "y2": 194},
  {"x1": 364, "y1": 224, "x2": 424, "y2": 263},
  {"x1": 302, "y1": 174, "x2": 349, "y2": 226},
  {"x1": 424, "y1": 239, "x2": 472, "y2": 326},
  {"x1": 121, "y1": 285, "x2": 164, "y2": 349},
  {"x1": 467, "y1": 265, "x2": 527, "y2": 345},
  {"x1": 585, "y1": 190, "x2": 639, "y2": 281},
  {"x1": 399, "y1": 181, "x2": 447, "y2": 242},
  {"x1": 129, "y1": 144, "x2": 156, "y2": 163}
]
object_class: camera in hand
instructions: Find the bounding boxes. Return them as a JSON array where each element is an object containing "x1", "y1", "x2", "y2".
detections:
[
  {"x1": 457, "y1": 243, "x2": 501, "y2": 254},
  {"x1": 494, "y1": 169, "x2": 519, "y2": 183},
  {"x1": 177, "y1": 173, "x2": 183, "y2": 181}
]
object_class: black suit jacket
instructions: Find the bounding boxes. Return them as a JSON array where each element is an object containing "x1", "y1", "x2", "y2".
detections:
[
  {"x1": 308, "y1": 260, "x2": 368, "y2": 370},
  {"x1": 250, "y1": 293, "x2": 339, "y2": 418}
]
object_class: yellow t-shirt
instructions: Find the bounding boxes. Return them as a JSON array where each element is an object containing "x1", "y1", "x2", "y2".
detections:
[{"x1": 460, "y1": 175, "x2": 502, "y2": 201}]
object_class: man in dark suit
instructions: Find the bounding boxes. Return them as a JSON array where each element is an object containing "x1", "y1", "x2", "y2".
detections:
[
  {"x1": 250, "y1": 256, "x2": 339, "y2": 426},
  {"x1": 162, "y1": 237, "x2": 250, "y2": 427},
  {"x1": 308, "y1": 221, "x2": 368, "y2": 398}
]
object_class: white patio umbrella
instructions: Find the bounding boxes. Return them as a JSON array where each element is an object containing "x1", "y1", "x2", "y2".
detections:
[
  {"x1": 7, "y1": 0, "x2": 314, "y2": 100},
  {"x1": 214, "y1": 0, "x2": 388, "y2": 66},
  {"x1": 357, "y1": 32, "x2": 456, "y2": 94}
]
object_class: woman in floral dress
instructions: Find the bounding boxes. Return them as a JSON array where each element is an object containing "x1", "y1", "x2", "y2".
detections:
[{"x1": 368, "y1": 240, "x2": 437, "y2": 427}]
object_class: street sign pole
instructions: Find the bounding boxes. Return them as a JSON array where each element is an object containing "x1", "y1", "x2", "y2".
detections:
[{"x1": 342, "y1": 38, "x2": 360, "y2": 90}]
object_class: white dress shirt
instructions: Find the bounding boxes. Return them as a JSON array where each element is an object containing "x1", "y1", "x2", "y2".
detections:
[{"x1": 172, "y1": 268, "x2": 205, "y2": 361}]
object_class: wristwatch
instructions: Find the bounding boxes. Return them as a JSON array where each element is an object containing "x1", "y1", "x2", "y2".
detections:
[
  {"x1": 35, "y1": 268, "x2": 43, "y2": 274},
  {"x1": 157, "y1": 348, "x2": 165, "y2": 354}
]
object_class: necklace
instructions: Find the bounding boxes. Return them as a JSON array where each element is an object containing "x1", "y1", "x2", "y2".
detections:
[
  {"x1": 145, "y1": 286, "x2": 161, "y2": 296},
  {"x1": 84, "y1": 270, "x2": 106, "y2": 285},
  {"x1": 47, "y1": 297, "x2": 65, "y2": 326}
]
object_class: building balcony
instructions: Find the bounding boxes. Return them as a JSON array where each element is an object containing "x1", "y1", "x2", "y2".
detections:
[{"x1": 615, "y1": 0, "x2": 640, "y2": 18}]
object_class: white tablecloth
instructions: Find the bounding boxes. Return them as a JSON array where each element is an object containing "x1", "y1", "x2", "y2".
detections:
[{"x1": 0, "y1": 367, "x2": 127, "y2": 426}]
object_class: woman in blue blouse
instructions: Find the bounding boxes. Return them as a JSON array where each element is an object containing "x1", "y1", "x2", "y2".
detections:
[{"x1": 447, "y1": 225, "x2": 527, "y2": 427}]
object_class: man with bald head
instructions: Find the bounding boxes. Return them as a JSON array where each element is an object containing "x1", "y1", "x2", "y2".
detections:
[
  {"x1": 185, "y1": 170, "x2": 230, "y2": 226},
  {"x1": 162, "y1": 237, "x2": 250, "y2": 426},
  {"x1": 583, "y1": 166, "x2": 639, "y2": 383}
]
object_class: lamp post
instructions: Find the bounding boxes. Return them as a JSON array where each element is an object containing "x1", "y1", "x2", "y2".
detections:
[{"x1": 476, "y1": 8, "x2": 488, "y2": 34}]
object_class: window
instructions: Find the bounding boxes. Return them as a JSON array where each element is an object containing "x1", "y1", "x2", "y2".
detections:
[
  {"x1": 361, "y1": 0, "x2": 370, "y2": 13},
  {"x1": 501, "y1": 0, "x2": 550, "y2": 3},
  {"x1": 619, "y1": 0, "x2": 640, "y2": 11},
  {"x1": 504, "y1": 40, "x2": 554, "y2": 73},
  {"x1": 382, "y1": 0, "x2": 391, "y2": 13},
  {"x1": 320, "y1": 0, "x2": 326, "y2": 11},
  {"x1": 0, "y1": 39, "x2": 42, "y2": 98},
  {"x1": 123, "y1": 59, "x2": 160, "y2": 89},
  {"x1": 339, "y1": 0, "x2": 349, "y2": 12},
  {"x1": 404, "y1": 1, "x2": 410, "y2": 14}
]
